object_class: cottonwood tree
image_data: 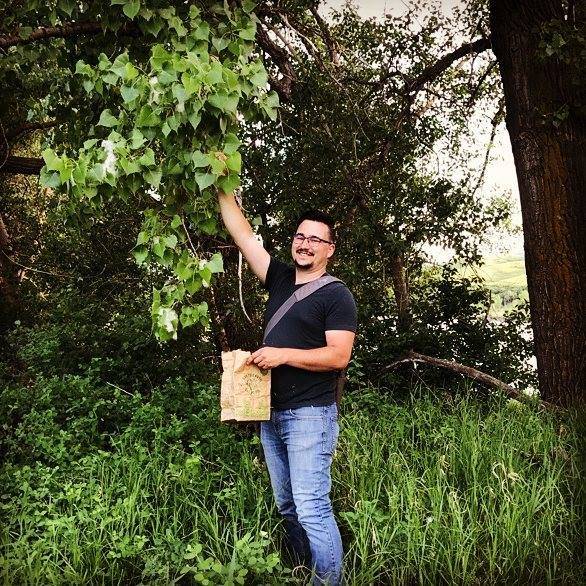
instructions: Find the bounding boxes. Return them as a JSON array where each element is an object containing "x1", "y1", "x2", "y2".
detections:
[
  {"x1": 1, "y1": 1, "x2": 541, "y2": 403},
  {"x1": 489, "y1": 0, "x2": 585, "y2": 406},
  {"x1": 0, "y1": 0, "x2": 279, "y2": 341}
]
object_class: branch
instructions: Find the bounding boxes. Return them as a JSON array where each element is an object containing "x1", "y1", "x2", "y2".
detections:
[
  {"x1": 5, "y1": 120, "x2": 57, "y2": 142},
  {"x1": 0, "y1": 21, "x2": 139, "y2": 50},
  {"x1": 404, "y1": 36, "x2": 492, "y2": 96},
  {"x1": 256, "y1": 24, "x2": 296, "y2": 101},
  {"x1": 309, "y1": 5, "x2": 339, "y2": 65},
  {"x1": 0, "y1": 155, "x2": 43, "y2": 175},
  {"x1": 386, "y1": 350, "x2": 555, "y2": 409},
  {"x1": 471, "y1": 99, "x2": 505, "y2": 196}
]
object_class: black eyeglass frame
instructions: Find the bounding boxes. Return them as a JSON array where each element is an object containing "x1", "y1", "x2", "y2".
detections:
[{"x1": 292, "y1": 232, "x2": 335, "y2": 246}]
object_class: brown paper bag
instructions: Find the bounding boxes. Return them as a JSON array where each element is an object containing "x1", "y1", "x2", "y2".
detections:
[{"x1": 221, "y1": 349, "x2": 271, "y2": 421}]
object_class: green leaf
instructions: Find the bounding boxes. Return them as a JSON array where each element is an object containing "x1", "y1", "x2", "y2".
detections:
[
  {"x1": 181, "y1": 73, "x2": 201, "y2": 97},
  {"x1": 145, "y1": 168, "x2": 162, "y2": 188},
  {"x1": 130, "y1": 129, "x2": 145, "y2": 149},
  {"x1": 250, "y1": 68, "x2": 268, "y2": 88},
  {"x1": 139, "y1": 148, "x2": 156, "y2": 166},
  {"x1": 205, "y1": 61, "x2": 223, "y2": 85},
  {"x1": 150, "y1": 44, "x2": 171, "y2": 70},
  {"x1": 226, "y1": 152, "x2": 241, "y2": 173},
  {"x1": 42, "y1": 148, "x2": 61, "y2": 171},
  {"x1": 192, "y1": 22, "x2": 210, "y2": 41},
  {"x1": 223, "y1": 133, "x2": 240, "y2": 155},
  {"x1": 124, "y1": 62, "x2": 139, "y2": 80},
  {"x1": 218, "y1": 173, "x2": 240, "y2": 193},
  {"x1": 199, "y1": 217, "x2": 217, "y2": 234},
  {"x1": 120, "y1": 85, "x2": 140, "y2": 104},
  {"x1": 192, "y1": 151, "x2": 210, "y2": 168},
  {"x1": 165, "y1": 234, "x2": 178, "y2": 249},
  {"x1": 133, "y1": 245, "x2": 149, "y2": 264},
  {"x1": 75, "y1": 60, "x2": 93, "y2": 76},
  {"x1": 152, "y1": 239, "x2": 165, "y2": 258},
  {"x1": 188, "y1": 111, "x2": 201, "y2": 130},
  {"x1": 207, "y1": 92, "x2": 239, "y2": 113},
  {"x1": 194, "y1": 172, "x2": 216, "y2": 191},
  {"x1": 199, "y1": 266, "x2": 212, "y2": 286},
  {"x1": 172, "y1": 83, "x2": 188, "y2": 104},
  {"x1": 207, "y1": 252, "x2": 223, "y2": 273},
  {"x1": 40, "y1": 168, "x2": 61, "y2": 189},
  {"x1": 209, "y1": 155, "x2": 226, "y2": 176},
  {"x1": 111, "y1": 53, "x2": 129, "y2": 77},
  {"x1": 242, "y1": 0, "x2": 257, "y2": 13},
  {"x1": 123, "y1": 0, "x2": 140, "y2": 19},
  {"x1": 120, "y1": 157, "x2": 141, "y2": 175},
  {"x1": 136, "y1": 105, "x2": 160, "y2": 127},
  {"x1": 58, "y1": 0, "x2": 76, "y2": 17},
  {"x1": 238, "y1": 21, "x2": 256, "y2": 41},
  {"x1": 98, "y1": 109, "x2": 118, "y2": 127}
]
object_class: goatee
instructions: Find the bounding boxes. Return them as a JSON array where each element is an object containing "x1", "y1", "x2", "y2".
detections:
[{"x1": 294, "y1": 259, "x2": 314, "y2": 270}]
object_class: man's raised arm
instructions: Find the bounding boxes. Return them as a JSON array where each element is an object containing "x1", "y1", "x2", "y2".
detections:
[{"x1": 218, "y1": 190, "x2": 271, "y2": 285}]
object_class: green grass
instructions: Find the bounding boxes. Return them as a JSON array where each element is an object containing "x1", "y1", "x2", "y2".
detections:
[{"x1": 0, "y1": 381, "x2": 583, "y2": 585}]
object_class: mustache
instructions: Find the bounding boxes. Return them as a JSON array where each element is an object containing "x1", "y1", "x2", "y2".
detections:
[{"x1": 295, "y1": 249, "x2": 314, "y2": 255}]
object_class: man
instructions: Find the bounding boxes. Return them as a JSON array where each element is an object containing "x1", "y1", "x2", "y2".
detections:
[{"x1": 218, "y1": 189, "x2": 357, "y2": 586}]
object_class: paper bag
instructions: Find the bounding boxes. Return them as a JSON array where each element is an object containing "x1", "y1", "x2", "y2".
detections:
[{"x1": 221, "y1": 349, "x2": 271, "y2": 421}]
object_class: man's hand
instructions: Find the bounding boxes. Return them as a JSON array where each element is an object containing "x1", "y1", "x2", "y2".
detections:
[{"x1": 246, "y1": 347, "x2": 288, "y2": 369}]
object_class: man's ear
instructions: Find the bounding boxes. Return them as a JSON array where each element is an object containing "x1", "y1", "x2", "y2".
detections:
[{"x1": 327, "y1": 244, "x2": 335, "y2": 259}]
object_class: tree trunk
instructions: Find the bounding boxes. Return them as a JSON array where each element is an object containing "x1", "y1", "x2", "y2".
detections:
[
  {"x1": 0, "y1": 213, "x2": 20, "y2": 331},
  {"x1": 489, "y1": 1, "x2": 586, "y2": 406},
  {"x1": 389, "y1": 253, "x2": 412, "y2": 333}
]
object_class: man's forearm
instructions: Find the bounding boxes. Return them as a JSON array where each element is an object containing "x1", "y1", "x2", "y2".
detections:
[
  {"x1": 218, "y1": 190, "x2": 254, "y2": 245},
  {"x1": 283, "y1": 346, "x2": 348, "y2": 371}
]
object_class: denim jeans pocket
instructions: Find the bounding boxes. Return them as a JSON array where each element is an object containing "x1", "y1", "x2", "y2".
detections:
[{"x1": 288, "y1": 405, "x2": 325, "y2": 420}]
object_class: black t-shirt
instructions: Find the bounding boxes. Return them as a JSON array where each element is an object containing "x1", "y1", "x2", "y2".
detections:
[{"x1": 263, "y1": 257, "x2": 357, "y2": 409}]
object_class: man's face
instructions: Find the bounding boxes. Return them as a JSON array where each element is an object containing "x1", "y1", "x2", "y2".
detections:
[{"x1": 291, "y1": 219, "x2": 335, "y2": 271}]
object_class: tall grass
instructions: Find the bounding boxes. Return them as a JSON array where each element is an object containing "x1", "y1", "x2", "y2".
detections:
[{"x1": 0, "y1": 380, "x2": 582, "y2": 584}]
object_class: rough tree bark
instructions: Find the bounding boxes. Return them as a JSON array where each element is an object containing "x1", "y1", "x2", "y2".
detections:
[{"x1": 490, "y1": 1, "x2": 585, "y2": 406}]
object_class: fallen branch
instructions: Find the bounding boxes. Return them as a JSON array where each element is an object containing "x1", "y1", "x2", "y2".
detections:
[{"x1": 386, "y1": 350, "x2": 555, "y2": 409}]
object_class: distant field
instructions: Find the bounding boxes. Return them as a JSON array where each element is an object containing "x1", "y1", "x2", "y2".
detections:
[
  {"x1": 461, "y1": 255, "x2": 527, "y2": 288},
  {"x1": 460, "y1": 255, "x2": 528, "y2": 316}
]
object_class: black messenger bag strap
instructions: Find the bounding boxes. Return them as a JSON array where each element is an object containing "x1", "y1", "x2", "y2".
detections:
[{"x1": 262, "y1": 275, "x2": 341, "y2": 343}]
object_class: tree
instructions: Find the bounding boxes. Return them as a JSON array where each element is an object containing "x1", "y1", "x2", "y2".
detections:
[
  {"x1": 2, "y1": 1, "x2": 536, "y2": 398},
  {"x1": 0, "y1": 0, "x2": 279, "y2": 341},
  {"x1": 489, "y1": 0, "x2": 585, "y2": 406}
]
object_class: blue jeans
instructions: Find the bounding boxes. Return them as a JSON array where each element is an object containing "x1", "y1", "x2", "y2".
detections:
[{"x1": 260, "y1": 404, "x2": 343, "y2": 586}]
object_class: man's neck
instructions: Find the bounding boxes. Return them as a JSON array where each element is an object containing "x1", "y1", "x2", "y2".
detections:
[{"x1": 295, "y1": 265, "x2": 327, "y2": 285}]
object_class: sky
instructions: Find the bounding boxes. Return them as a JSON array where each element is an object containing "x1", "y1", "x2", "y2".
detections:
[{"x1": 319, "y1": 0, "x2": 524, "y2": 258}]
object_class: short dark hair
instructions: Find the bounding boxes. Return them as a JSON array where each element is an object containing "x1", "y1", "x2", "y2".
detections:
[{"x1": 295, "y1": 209, "x2": 336, "y2": 243}]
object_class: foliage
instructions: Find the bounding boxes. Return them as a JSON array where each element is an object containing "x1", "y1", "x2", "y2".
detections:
[
  {"x1": 2, "y1": 1, "x2": 278, "y2": 341},
  {"x1": 0, "y1": 376, "x2": 582, "y2": 584}
]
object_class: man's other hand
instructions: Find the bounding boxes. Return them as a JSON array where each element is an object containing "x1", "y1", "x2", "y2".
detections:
[{"x1": 247, "y1": 347, "x2": 287, "y2": 369}]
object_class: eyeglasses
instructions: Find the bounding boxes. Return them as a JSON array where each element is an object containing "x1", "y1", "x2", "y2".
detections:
[{"x1": 293, "y1": 233, "x2": 334, "y2": 245}]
